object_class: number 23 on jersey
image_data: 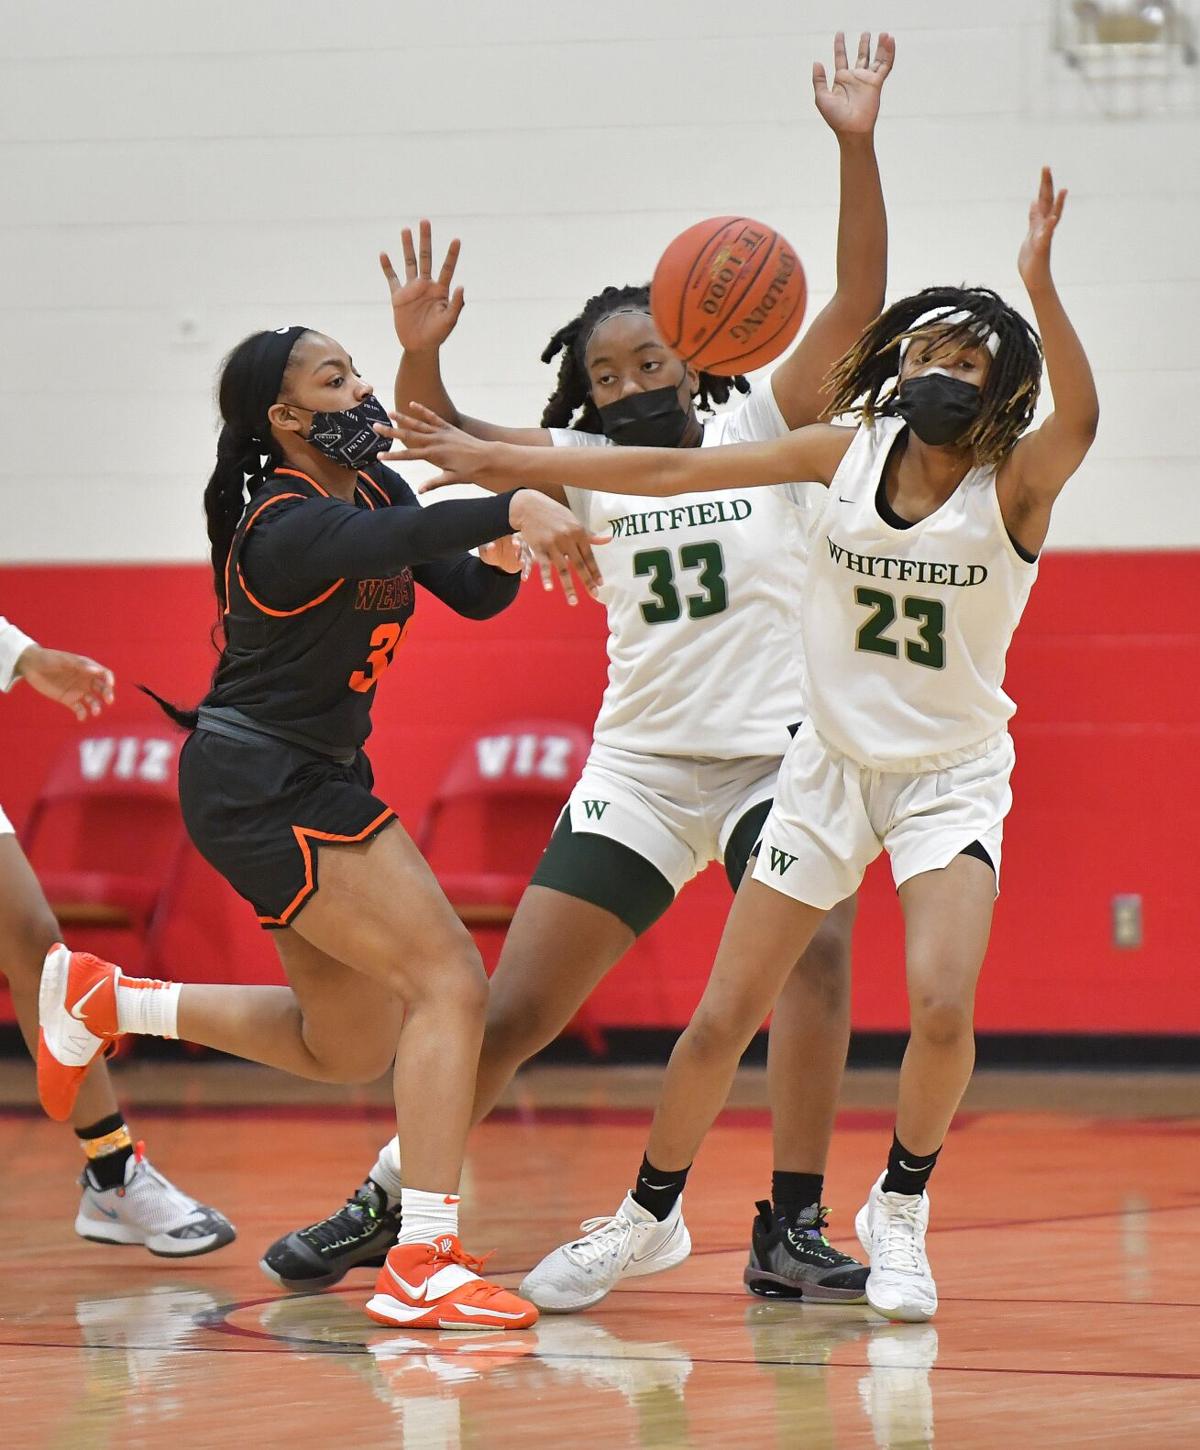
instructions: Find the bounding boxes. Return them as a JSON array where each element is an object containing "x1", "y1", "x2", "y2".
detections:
[{"x1": 854, "y1": 586, "x2": 946, "y2": 670}]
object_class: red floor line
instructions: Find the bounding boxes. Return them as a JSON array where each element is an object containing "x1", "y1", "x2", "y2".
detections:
[
  {"x1": 0, "y1": 1339, "x2": 298, "y2": 1355},
  {"x1": 676, "y1": 1197, "x2": 1200, "y2": 1258},
  {"x1": 6, "y1": 1336, "x2": 1196, "y2": 1385},
  {"x1": 6, "y1": 1098, "x2": 1197, "y2": 1129},
  {"x1": 603, "y1": 1285, "x2": 1200, "y2": 1310}
]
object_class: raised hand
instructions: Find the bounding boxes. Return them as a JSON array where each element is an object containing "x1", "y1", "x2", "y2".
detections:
[
  {"x1": 380, "y1": 219, "x2": 465, "y2": 354},
  {"x1": 1018, "y1": 167, "x2": 1067, "y2": 289},
  {"x1": 812, "y1": 30, "x2": 894, "y2": 136},
  {"x1": 16, "y1": 646, "x2": 115, "y2": 721}
]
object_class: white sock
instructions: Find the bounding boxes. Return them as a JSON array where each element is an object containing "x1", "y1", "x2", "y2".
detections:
[
  {"x1": 114, "y1": 971, "x2": 181, "y2": 1038},
  {"x1": 371, "y1": 1136, "x2": 404, "y2": 1205},
  {"x1": 397, "y1": 1187, "x2": 460, "y2": 1247}
]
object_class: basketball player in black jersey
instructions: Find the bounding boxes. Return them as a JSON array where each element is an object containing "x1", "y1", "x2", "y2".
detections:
[{"x1": 35, "y1": 324, "x2": 604, "y2": 1330}]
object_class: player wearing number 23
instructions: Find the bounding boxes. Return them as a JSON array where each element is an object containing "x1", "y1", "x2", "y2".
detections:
[{"x1": 387, "y1": 169, "x2": 1099, "y2": 1324}]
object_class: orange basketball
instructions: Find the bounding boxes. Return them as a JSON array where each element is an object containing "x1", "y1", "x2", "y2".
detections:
[{"x1": 650, "y1": 216, "x2": 807, "y2": 376}]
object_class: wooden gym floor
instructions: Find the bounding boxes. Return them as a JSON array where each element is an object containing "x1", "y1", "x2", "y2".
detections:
[{"x1": 1, "y1": 1060, "x2": 1198, "y2": 1449}]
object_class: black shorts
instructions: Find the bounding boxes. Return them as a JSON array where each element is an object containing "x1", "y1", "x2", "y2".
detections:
[{"x1": 178, "y1": 729, "x2": 396, "y2": 929}]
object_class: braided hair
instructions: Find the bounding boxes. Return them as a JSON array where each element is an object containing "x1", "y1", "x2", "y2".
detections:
[
  {"x1": 140, "y1": 326, "x2": 311, "y2": 730},
  {"x1": 204, "y1": 326, "x2": 311, "y2": 620},
  {"x1": 822, "y1": 286, "x2": 1043, "y2": 468},
  {"x1": 540, "y1": 284, "x2": 751, "y2": 432}
]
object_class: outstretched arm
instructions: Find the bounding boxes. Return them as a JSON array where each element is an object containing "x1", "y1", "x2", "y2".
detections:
[
  {"x1": 769, "y1": 31, "x2": 892, "y2": 429},
  {"x1": 998, "y1": 168, "x2": 1100, "y2": 555},
  {"x1": 380, "y1": 406, "x2": 854, "y2": 498},
  {"x1": 0, "y1": 617, "x2": 115, "y2": 720},
  {"x1": 386, "y1": 221, "x2": 553, "y2": 450}
]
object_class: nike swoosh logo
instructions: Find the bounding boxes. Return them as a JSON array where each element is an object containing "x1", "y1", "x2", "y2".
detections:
[
  {"x1": 70, "y1": 979, "x2": 106, "y2": 1023},
  {"x1": 638, "y1": 1181, "x2": 675, "y2": 1193},
  {"x1": 631, "y1": 1224, "x2": 680, "y2": 1263},
  {"x1": 91, "y1": 1203, "x2": 120, "y2": 1220},
  {"x1": 388, "y1": 1270, "x2": 428, "y2": 1301},
  {"x1": 838, "y1": 495, "x2": 854, "y2": 503},
  {"x1": 458, "y1": 1305, "x2": 530, "y2": 1321},
  {"x1": 897, "y1": 1160, "x2": 929, "y2": 1172}
]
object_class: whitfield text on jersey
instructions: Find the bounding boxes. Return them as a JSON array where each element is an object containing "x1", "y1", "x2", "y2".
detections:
[
  {"x1": 607, "y1": 500, "x2": 752, "y2": 539},
  {"x1": 827, "y1": 539, "x2": 989, "y2": 587}
]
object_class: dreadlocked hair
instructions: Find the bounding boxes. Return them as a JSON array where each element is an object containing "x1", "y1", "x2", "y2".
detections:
[
  {"x1": 822, "y1": 285, "x2": 1043, "y2": 468},
  {"x1": 539, "y1": 284, "x2": 751, "y2": 431}
]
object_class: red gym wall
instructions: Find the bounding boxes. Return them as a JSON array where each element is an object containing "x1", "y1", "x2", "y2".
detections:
[{"x1": 1, "y1": 553, "x2": 1196, "y2": 1037}]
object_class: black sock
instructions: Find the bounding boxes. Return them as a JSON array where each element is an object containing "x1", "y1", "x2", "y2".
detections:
[
  {"x1": 76, "y1": 1112, "x2": 133, "y2": 1191},
  {"x1": 631, "y1": 1155, "x2": 690, "y2": 1222},
  {"x1": 881, "y1": 1133, "x2": 941, "y2": 1197},
  {"x1": 771, "y1": 1171, "x2": 825, "y2": 1226}
]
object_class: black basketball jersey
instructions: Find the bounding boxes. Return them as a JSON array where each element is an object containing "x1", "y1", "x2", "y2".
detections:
[{"x1": 202, "y1": 463, "x2": 516, "y2": 752}]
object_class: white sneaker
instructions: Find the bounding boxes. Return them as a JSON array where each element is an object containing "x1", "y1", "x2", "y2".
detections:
[
  {"x1": 519, "y1": 1193, "x2": 691, "y2": 1313},
  {"x1": 855, "y1": 1174, "x2": 938, "y2": 1323},
  {"x1": 76, "y1": 1145, "x2": 236, "y2": 1257}
]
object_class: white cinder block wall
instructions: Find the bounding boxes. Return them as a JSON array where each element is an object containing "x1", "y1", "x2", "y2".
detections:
[{"x1": 0, "y1": 0, "x2": 1196, "y2": 560}]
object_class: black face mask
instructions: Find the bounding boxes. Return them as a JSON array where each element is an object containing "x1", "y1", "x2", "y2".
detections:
[
  {"x1": 894, "y1": 373, "x2": 983, "y2": 447},
  {"x1": 304, "y1": 393, "x2": 393, "y2": 468},
  {"x1": 596, "y1": 381, "x2": 693, "y2": 448}
]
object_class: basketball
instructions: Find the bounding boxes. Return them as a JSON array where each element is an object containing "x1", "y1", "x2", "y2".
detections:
[{"x1": 650, "y1": 216, "x2": 807, "y2": 375}]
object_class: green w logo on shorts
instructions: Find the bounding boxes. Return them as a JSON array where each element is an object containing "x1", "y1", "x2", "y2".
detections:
[
  {"x1": 767, "y1": 846, "x2": 798, "y2": 874},
  {"x1": 581, "y1": 800, "x2": 610, "y2": 821}
]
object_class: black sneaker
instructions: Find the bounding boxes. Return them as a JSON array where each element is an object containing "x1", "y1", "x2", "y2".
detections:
[
  {"x1": 744, "y1": 1200, "x2": 869, "y2": 1303},
  {"x1": 259, "y1": 1178, "x2": 402, "y2": 1292}
]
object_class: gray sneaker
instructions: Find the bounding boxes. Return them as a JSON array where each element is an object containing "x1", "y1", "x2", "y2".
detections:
[
  {"x1": 75, "y1": 1146, "x2": 235, "y2": 1257},
  {"x1": 744, "y1": 1199, "x2": 868, "y2": 1303}
]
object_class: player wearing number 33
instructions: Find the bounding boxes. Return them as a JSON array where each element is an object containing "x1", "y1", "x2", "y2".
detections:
[
  {"x1": 35, "y1": 324, "x2": 604, "y2": 1331},
  {"x1": 386, "y1": 167, "x2": 1099, "y2": 1323},
  {"x1": 263, "y1": 31, "x2": 894, "y2": 1310}
]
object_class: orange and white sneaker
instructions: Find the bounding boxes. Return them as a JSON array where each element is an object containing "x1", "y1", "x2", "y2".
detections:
[
  {"x1": 37, "y1": 944, "x2": 122, "y2": 1122},
  {"x1": 366, "y1": 1235, "x2": 539, "y2": 1331}
]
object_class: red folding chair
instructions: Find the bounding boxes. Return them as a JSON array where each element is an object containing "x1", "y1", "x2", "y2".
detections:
[
  {"x1": 417, "y1": 717, "x2": 606, "y2": 1055},
  {"x1": 22, "y1": 725, "x2": 188, "y2": 977}
]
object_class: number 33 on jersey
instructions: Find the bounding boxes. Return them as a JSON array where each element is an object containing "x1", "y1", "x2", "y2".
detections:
[{"x1": 550, "y1": 385, "x2": 816, "y2": 763}]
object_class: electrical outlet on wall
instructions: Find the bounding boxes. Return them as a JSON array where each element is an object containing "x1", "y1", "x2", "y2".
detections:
[{"x1": 1112, "y1": 895, "x2": 1143, "y2": 949}]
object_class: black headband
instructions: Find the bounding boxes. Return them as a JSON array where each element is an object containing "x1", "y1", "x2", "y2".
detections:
[{"x1": 245, "y1": 325, "x2": 310, "y2": 442}]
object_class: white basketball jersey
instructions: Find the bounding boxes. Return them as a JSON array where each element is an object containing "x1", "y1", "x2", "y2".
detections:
[
  {"x1": 802, "y1": 416, "x2": 1038, "y2": 769},
  {"x1": 556, "y1": 385, "x2": 819, "y2": 760}
]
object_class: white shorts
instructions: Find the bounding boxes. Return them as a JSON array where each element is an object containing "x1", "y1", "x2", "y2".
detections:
[
  {"x1": 752, "y1": 722, "x2": 1014, "y2": 910},
  {"x1": 564, "y1": 742, "x2": 782, "y2": 895},
  {"x1": 0, "y1": 802, "x2": 12, "y2": 836}
]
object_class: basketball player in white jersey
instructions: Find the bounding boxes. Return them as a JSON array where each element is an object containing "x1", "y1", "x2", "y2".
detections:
[
  {"x1": 385, "y1": 167, "x2": 1098, "y2": 1322},
  {"x1": 262, "y1": 32, "x2": 894, "y2": 1303},
  {"x1": 0, "y1": 619, "x2": 234, "y2": 1254}
]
